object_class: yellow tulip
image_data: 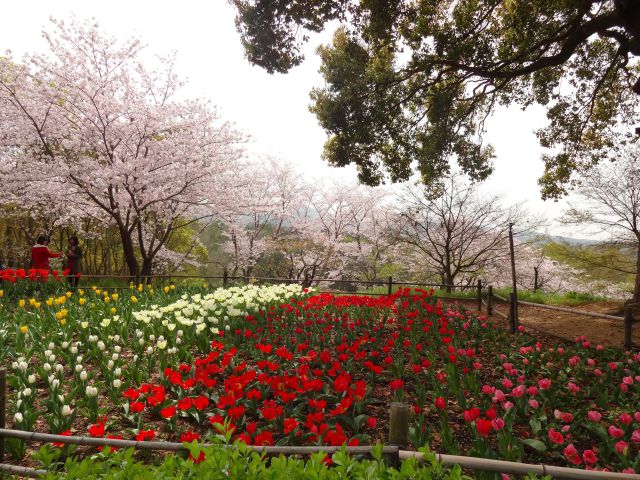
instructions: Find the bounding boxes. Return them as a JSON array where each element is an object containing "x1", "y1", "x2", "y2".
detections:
[
  {"x1": 66, "y1": 291, "x2": 72, "y2": 298},
  {"x1": 110, "y1": 307, "x2": 116, "y2": 314},
  {"x1": 0, "y1": 290, "x2": 4, "y2": 298},
  {"x1": 46, "y1": 298, "x2": 53, "y2": 307},
  {"x1": 18, "y1": 299, "x2": 25, "y2": 308},
  {"x1": 130, "y1": 296, "x2": 138, "y2": 304},
  {"x1": 79, "y1": 298, "x2": 86, "y2": 305},
  {"x1": 111, "y1": 293, "x2": 118, "y2": 301},
  {"x1": 137, "y1": 285, "x2": 143, "y2": 292},
  {"x1": 29, "y1": 298, "x2": 37, "y2": 306},
  {"x1": 34, "y1": 302, "x2": 41, "y2": 309},
  {"x1": 170, "y1": 285, "x2": 175, "y2": 290},
  {"x1": 78, "y1": 289, "x2": 84, "y2": 295},
  {"x1": 95, "y1": 289, "x2": 102, "y2": 295},
  {"x1": 20, "y1": 325, "x2": 28, "y2": 334},
  {"x1": 103, "y1": 296, "x2": 110, "y2": 303},
  {"x1": 60, "y1": 318, "x2": 66, "y2": 326},
  {"x1": 163, "y1": 286, "x2": 170, "y2": 294}
]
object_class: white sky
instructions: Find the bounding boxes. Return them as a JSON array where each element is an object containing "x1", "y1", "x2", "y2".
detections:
[{"x1": 0, "y1": 0, "x2": 581, "y2": 237}]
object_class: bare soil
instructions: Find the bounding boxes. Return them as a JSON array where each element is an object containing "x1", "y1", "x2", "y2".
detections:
[{"x1": 486, "y1": 301, "x2": 636, "y2": 348}]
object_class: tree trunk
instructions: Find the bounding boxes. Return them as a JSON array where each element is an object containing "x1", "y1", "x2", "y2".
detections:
[
  {"x1": 116, "y1": 224, "x2": 139, "y2": 279},
  {"x1": 533, "y1": 266, "x2": 539, "y2": 292},
  {"x1": 140, "y1": 257, "x2": 153, "y2": 283},
  {"x1": 633, "y1": 242, "x2": 640, "y2": 305}
]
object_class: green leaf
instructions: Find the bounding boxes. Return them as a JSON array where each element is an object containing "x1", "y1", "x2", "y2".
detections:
[{"x1": 521, "y1": 439, "x2": 547, "y2": 452}]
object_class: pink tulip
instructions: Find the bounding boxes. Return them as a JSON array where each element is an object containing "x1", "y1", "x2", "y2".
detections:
[
  {"x1": 596, "y1": 344, "x2": 604, "y2": 351},
  {"x1": 634, "y1": 412, "x2": 640, "y2": 423},
  {"x1": 623, "y1": 376, "x2": 634, "y2": 385},
  {"x1": 511, "y1": 385, "x2": 525, "y2": 398},
  {"x1": 594, "y1": 369, "x2": 603, "y2": 376},
  {"x1": 527, "y1": 386, "x2": 539, "y2": 396},
  {"x1": 623, "y1": 469, "x2": 636, "y2": 475},
  {"x1": 586, "y1": 358, "x2": 595, "y2": 366},
  {"x1": 528, "y1": 399, "x2": 539, "y2": 409},
  {"x1": 567, "y1": 382, "x2": 580, "y2": 394},
  {"x1": 608, "y1": 425, "x2": 625, "y2": 438},
  {"x1": 563, "y1": 444, "x2": 582, "y2": 465},
  {"x1": 502, "y1": 401, "x2": 514, "y2": 410},
  {"x1": 568, "y1": 356, "x2": 580, "y2": 366},
  {"x1": 614, "y1": 441, "x2": 629, "y2": 454},
  {"x1": 587, "y1": 411, "x2": 602, "y2": 422},
  {"x1": 501, "y1": 378, "x2": 513, "y2": 389},
  {"x1": 493, "y1": 390, "x2": 506, "y2": 403},
  {"x1": 482, "y1": 385, "x2": 495, "y2": 395},
  {"x1": 491, "y1": 418, "x2": 505, "y2": 431},
  {"x1": 582, "y1": 450, "x2": 598, "y2": 465},
  {"x1": 620, "y1": 383, "x2": 629, "y2": 393},
  {"x1": 538, "y1": 379, "x2": 552, "y2": 390},
  {"x1": 619, "y1": 413, "x2": 633, "y2": 425},
  {"x1": 548, "y1": 428, "x2": 564, "y2": 445}
]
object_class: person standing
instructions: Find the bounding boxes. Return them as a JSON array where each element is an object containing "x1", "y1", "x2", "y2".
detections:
[
  {"x1": 31, "y1": 235, "x2": 60, "y2": 270},
  {"x1": 66, "y1": 236, "x2": 82, "y2": 289}
]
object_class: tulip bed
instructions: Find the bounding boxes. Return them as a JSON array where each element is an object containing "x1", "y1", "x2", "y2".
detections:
[{"x1": 1, "y1": 274, "x2": 640, "y2": 476}]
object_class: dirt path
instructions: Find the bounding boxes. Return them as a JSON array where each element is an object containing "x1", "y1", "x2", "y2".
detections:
[{"x1": 489, "y1": 301, "x2": 632, "y2": 348}]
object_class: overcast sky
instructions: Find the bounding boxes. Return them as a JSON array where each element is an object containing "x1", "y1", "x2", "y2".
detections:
[{"x1": 1, "y1": 0, "x2": 581, "y2": 236}]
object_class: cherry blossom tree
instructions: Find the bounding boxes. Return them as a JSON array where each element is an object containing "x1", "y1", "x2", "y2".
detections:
[
  {"x1": 392, "y1": 176, "x2": 525, "y2": 291},
  {"x1": 0, "y1": 19, "x2": 242, "y2": 277}
]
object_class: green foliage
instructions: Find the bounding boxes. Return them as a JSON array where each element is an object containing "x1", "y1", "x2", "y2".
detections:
[
  {"x1": 231, "y1": 0, "x2": 640, "y2": 197},
  {"x1": 543, "y1": 241, "x2": 635, "y2": 287},
  {"x1": 27, "y1": 441, "x2": 489, "y2": 480}
]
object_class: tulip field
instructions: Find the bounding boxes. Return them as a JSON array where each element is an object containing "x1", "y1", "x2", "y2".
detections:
[{"x1": 1, "y1": 270, "x2": 640, "y2": 476}]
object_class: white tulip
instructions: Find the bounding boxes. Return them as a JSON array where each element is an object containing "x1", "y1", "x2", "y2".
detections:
[
  {"x1": 76, "y1": 356, "x2": 83, "y2": 363},
  {"x1": 75, "y1": 364, "x2": 83, "y2": 373},
  {"x1": 16, "y1": 399, "x2": 22, "y2": 409},
  {"x1": 51, "y1": 379, "x2": 60, "y2": 390},
  {"x1": 146, "y1": 346, "x2": 153, "y2": 354},
  {"x1": 80, "y1": 371, "x2": 88, "y2": 381},
  {"x1": 27, "y1": 374, "x2": 36, "y2": 384},
  {"x1": 107, "y1": 360, "x2": 114, "y2": 369},
  {"x1": 97, "y1": 341, "x2": 106, "y2": 351},
  {"x1": 80, "y1": 322, "x2": 88, "y2": 329},
  {"x1": 113, "y1": 335, "x2": 121, "y2": 342},
  {"x1": 44, "y1": 349, "x2": 52, "y2": 357},
  {"x1": 62, "y1": 405, "x2": 72, "y2": 417},
  {"x1": 14, "y1": 412, "x2": 23, "y2": 423},
  {"x1": 48, "y1": 354, "x2": 56, "y2": 363},
  {"x1": 111, "y1": 353, "x2": 119, "y2": 361},
  {"x1": 48, "y1": 342, "x2": 55, "y2": 350},
  {"x1": 62, "y1": 341, "x2": 69, "y2": 349},
  {"x1": 114, "y1": 345, "x2": 121, "y2": 353},
  {"x1": 43, "y1": 363, "x2": 51, "y2": 372},
  {"x1": 113, "y1": 379, "x2": 121, "y2": 388},
  {"x1": 19, "y1": 361, "x2": 28, "y2": 372},
  {"x1": 55, "y1": 364, "x2": 64, "y2": 373},
  {"x1": 114, "y1": 368, "x2": 121, "y2": 377},
  {"x1": 138, "y1": 338, "x2": 145, "y2": 346},
  {"x1": 85, "y1": 386, "x2": 97, "y2": 397},
  {"x1": 22, "y1": 388, "x2": 32, "y2": 397},
  {"x1": 71, "y1": 346, "x2": 79, "y2": 354},
  {"x1": 11, "y1": 362, "x2": 18, "y2": 370}
]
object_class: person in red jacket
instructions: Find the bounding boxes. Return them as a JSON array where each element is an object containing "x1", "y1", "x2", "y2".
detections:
[{"x1": 31, "y1": 235, "x2": 60, "y2": 270}]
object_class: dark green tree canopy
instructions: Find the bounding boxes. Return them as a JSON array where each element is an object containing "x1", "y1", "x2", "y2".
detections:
[{"x1": 231, "y1": 0, "x2": 640, "y2": 198}]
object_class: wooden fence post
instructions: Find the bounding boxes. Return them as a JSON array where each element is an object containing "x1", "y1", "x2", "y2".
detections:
[
  {"x1": 0, "y1": 368, "x2": 6, "y2": 462},
  {"x1": 487, "y1": 286, "x2": 493, "y2": 316},
  {"x1": 476, "y1": 279, "x2": 482, "y2": 312},
  {"x1": 222, "y1": 268, "x2": 228, "y2": 288},
  {"x1": 387, "y1": 402, "x2": 408, "y2": 467},
  {"x1": 624, "y1": 306, "x2": 633, "y2": 350},
  {"x1": 508, "y1": 293, "x2": 516, "y2": 334},
  {"x1": 387, "y1": 276, "x2": 393, "y2": 296}
]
